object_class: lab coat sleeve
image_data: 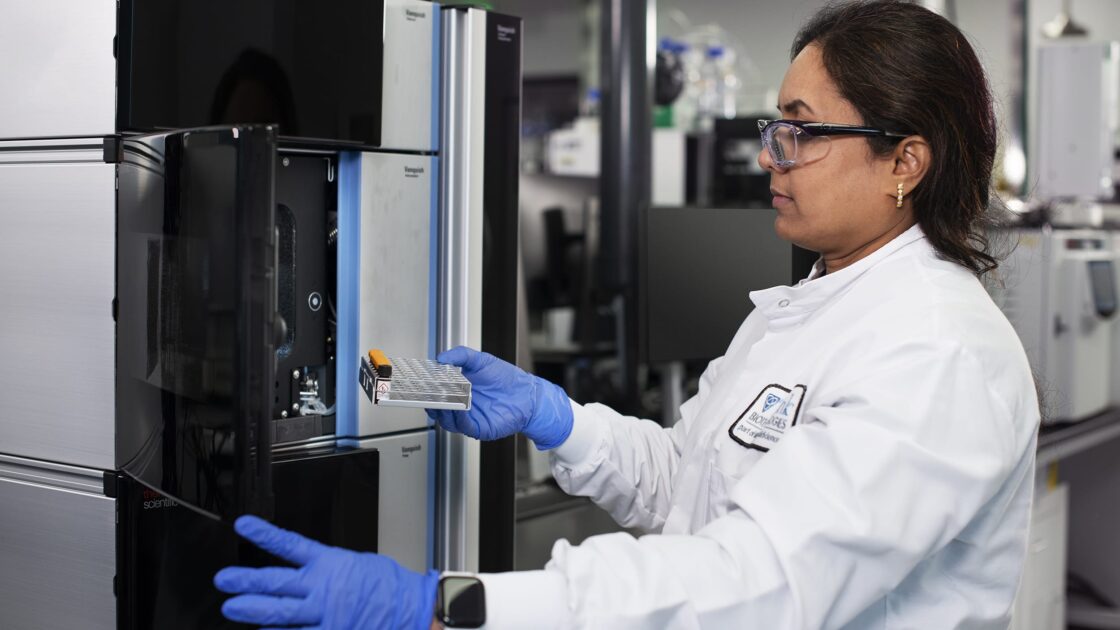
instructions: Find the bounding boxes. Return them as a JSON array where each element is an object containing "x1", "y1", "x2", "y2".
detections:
[
  {"x1": 482, "y1": 339, "x2": 1033, "y2": 629},
  {"x1": 547, "y1": 354, "x2": 725, "y2": 533}
]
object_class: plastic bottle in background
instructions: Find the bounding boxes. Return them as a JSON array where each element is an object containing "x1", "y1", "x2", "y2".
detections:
[
  {"x1": 676, "y1": 42, "x2": 704, "y2": 131},
  {"x1": 656, "y1": 38, "x2": 691, "y2": 129},
  {"x1": 696, "y1": 45, "x2": 724, "y2": 131},
  {"x1": 581, "y1": 87, "x2": 601, "y2": 118},
  {"x1": 717, "y1": 48, "x2": 741, "y2": 119}
]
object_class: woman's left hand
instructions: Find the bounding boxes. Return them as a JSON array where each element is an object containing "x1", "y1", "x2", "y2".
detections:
[{"x1": 214, "y1": 515, "x2": 439, "y2": 630}]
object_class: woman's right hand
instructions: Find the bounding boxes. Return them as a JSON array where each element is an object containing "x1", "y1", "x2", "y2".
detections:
[{"x1": 427, "y1": 347, "x2": 573, "y2": 450}]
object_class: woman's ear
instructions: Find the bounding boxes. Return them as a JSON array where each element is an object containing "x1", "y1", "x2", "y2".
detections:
[{"x1": 892, "y1": 136, "x2": 932, "y2": 192}]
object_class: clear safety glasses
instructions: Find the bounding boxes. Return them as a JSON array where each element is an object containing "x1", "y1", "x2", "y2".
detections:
[{"x1": 756, "y1": 119, "x2": 909, "y2": 169}]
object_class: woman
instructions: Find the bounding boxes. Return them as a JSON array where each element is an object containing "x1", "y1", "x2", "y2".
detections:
[{"x1": 214, "y1": 2, "x2": 1040, "y2": 628}]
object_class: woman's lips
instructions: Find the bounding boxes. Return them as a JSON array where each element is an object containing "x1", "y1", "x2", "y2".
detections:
[{"x1": 772, "y1": 193, "x2": 793, "y2": 208}]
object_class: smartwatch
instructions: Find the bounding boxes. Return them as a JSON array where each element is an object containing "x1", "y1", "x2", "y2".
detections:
[{"x1": 436, "y1": 574, "x2": 486, "y2": 628}]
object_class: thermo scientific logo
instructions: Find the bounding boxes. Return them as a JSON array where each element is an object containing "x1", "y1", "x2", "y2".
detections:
[
  {"x1": 405, "y1": 9, "x2": 427, "y2": 21},
  {"x1": 141, "y1": 488, "x2": 179, "y2": 510},
  {"x1": 404, "y1": 166, "x2": 425, "y2": 179},
  {"x1": 402, "y1": 444, "x2": 422, "y2": 458},
  {"x1": 496, "y1": 24, "x2": 517, "y2": 43}
]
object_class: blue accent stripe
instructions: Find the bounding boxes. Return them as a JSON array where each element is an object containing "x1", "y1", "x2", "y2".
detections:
[
  {"x1": 337, "y1": 152, "x2": 363, "y2": 439},
  {"x1": 431, "y1": 8, "x2": 441, "y2": 152},
  {"x1": 428, "y1": 6, "x2": 441, "y2": 361},
  {"x1": 429, "y1": 155, "x2": 440, "y2": 364},
  {"x1": 426, "y1": 427, "x2": 436, "y2": 570},
  {"x1": 427, "y1": 10, "x2": 441, "y2": 574}
]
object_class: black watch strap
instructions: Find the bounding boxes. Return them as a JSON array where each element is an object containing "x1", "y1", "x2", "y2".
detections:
[{"x1": 437, "y1": 574, "x2": 487, "y2": 628}]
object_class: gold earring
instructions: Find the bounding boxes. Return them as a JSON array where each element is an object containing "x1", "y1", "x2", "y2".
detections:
[{"x1": 896, "y1": 183, "x2": 904, "y2": 208}]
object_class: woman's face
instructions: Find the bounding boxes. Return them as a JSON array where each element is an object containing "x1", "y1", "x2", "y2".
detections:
[{"x1": 759, "y1": 44, "x2": 913, "y2": 261}]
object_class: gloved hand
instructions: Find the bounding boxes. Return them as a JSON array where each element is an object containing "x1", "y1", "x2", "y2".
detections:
[
  {"x1": 428, "y1": 346, "x2": 574, "y2": 450},
  {"x1": 214, "y1": 515, "x2": 438, "y2": 630}
]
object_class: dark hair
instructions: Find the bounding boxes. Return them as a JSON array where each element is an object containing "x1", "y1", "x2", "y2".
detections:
[{"x1": 793, "y1": 0, "x2": 998, "y2": 274}]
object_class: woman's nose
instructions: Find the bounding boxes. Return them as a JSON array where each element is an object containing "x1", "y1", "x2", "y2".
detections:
[{"x1": 758, "y1": 143, "x2": 779, "y2": 173}]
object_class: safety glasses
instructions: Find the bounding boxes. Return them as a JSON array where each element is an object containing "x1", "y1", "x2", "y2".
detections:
[{"x1": 756, "y1": 119, "x2": 909, "y2": 169}]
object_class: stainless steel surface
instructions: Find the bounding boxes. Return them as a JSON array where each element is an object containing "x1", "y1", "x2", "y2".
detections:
[
  {"x1": 0, "y1": 152, "x2": 116, "y2": 469},
  {"x1": 356, "y1": 152, "x2": 435, "y2": 437},
  {"x1": 437, "y1": 6, "x2": 486, "y2": 573},
  {"x1": 381, "y1": 0, "x2": 439, "y2": 152},
  {"x1": 0, "y1": 453, "x2": 105, "y2": 495},
  {"x1": 1036, "y1": 409, "x2": 1120, "y2": 467},
  {"x1": 661, "y1": 361, "x2": 685, "y2": 426},
  {"x1": 0, "y1": 0, "x2": 116, "y2": 139},
  {"x1": 0, "y1": 457, "x2": 115, "y2": 630},
  {"x1": 359, "y1": 430, "x2": 434, "y2": 573},
  {"x1": 0, "y1": 138, "x2": 109, "y2": 162},
  {"x1": 1067, "y1": 604, "x2": 1120, "y2": 628}
]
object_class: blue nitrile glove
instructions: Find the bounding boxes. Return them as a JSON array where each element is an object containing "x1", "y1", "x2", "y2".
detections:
[
  {"x1": 214, "y1": 515, "x2": 438, "y2": 630},
  {"x1": 428, "y1": 346, "x2": 574, "y2": 450}
]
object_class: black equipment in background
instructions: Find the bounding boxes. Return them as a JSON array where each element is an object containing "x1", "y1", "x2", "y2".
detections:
[
  {"x1": 640, "y1": 207, "x2": 816, "y2": 363},
  {"x1": 521, "y1": 76, "x2": 582, "y2": 139},
  {"x1": 687, "y1": 115, "x2": 774, "y2": 209},
  {"x1": 711, "y1": 116, "x2": 772, "y2": 208},
  {"x1": 655, "y1": 47, "x2": 686, "y2": 107}
]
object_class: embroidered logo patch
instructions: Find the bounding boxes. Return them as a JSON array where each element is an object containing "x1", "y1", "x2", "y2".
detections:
[{"x1": 729, "y1": 384, "x2": 807, "y2": 452}]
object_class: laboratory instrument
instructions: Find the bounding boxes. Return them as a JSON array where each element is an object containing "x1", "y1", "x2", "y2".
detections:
[{"x1": 0, "y1": 1, "x2": 522, "y2": 627}]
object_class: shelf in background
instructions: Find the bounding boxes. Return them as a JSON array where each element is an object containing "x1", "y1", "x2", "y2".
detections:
[
  {"x1": 1037, "y1": 409, "x2": 1120, "y2": 468},
  {"x1": 1068, "y1": 602, "x2": 1120, "y2": 629}
]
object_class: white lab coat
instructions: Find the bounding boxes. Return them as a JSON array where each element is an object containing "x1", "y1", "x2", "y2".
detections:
[{"x1": 479, "y1": 225, "x2": 1040, "y2": 629}]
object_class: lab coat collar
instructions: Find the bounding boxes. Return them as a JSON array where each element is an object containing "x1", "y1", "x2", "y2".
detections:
[{"x1": 750, "y1": 224, "x2": 928, "y2": 327}]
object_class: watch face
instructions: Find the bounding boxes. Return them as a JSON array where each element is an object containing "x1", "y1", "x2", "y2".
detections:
[{"x1": 439, "y1": 576, "x2": 486, "y2": 628}]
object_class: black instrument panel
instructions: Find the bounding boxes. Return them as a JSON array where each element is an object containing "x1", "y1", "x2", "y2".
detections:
[
  {"x1": 118, "y1": 0, "x2": 386, "y2": 147},
  {"x1": 116, "y1": 125, "x2": 277, "y2": 521}
]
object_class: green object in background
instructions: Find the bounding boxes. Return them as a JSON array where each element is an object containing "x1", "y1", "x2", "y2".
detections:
[
  {"x1": 441, "y1": 0, "x2": 495, "y2": 9},
  {"x1": 654, "y1": 105, "x2": 674, "y2": 129}
]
